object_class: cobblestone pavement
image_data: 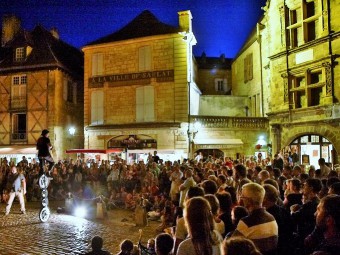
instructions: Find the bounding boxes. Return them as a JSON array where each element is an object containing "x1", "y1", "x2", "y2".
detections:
[{"x1": 0, "y1": 201, "x2": 162, "y2": 255}]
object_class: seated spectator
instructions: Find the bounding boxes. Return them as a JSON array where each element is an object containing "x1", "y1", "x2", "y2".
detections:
[
  {"x1": 222, "y1": 236, "x2": 262, "y2": 255},
  {"x1": 117, "y1": 239, "x2": 134, "y2": 255},
  {"x1": 156, "y1": 205, "x2": 173, "y2": 232},
  {"x1": 84, "y1": 235, "x2": 111, "y2": 255},
  {"x1": 155, "y1": 233, "x2": 174, "y2": 255}
]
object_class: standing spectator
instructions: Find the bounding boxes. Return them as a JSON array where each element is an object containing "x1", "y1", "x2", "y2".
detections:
[
  {"x1": 231, "y1": 183, "x2": 278, "y2": 255},
  {"x1": 318, "y1": 158, "x2": 331, "y2": 178},
  {"x1": 84, "y1": 235, "x2": 111, "y2": 255},
  {"x1": 290, "y1": 178, "x2": 322, "y2": 252},
  {"x1": 179, "y1": 169, "x2": 196, "y2": 208},
  {"x1": 263, "y1": 184, "x2": 294, "y2": 254},
  {"x1": 169, "y1": 165, "x2": 183, "y2": 202},
  {"x1": 305, "y1": 195, "x2": 340, "y2": 255},
  {"x1": 272, "y1": 154, "x2": 283, "y2": 171},
  {"x1": 5, "y1": 166, "x2": 26, "y2": 215},
  {"x1": 177, "y1": 197, "x2": 223, "y2": 255}
]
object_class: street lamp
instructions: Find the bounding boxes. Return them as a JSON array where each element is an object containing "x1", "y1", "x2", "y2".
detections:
[
  {"x1": 187, "y1": 121, "x2": 201, "y2": 159},
  {"x1": 68, "y1": 127, "x2": 76, "y2": 136}
]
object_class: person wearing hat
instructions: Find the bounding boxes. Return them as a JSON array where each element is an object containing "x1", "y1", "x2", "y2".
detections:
[{"x1": 36, "y1": 129, "x2": 54, "y2": 175}]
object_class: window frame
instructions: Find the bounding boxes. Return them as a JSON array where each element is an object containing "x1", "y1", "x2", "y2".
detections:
[
  {"x1": 15, "y1": 47, "x2": 25, "y2": 62},
  {"x1": 289, "y1": 67, "x2": 325, "y2": 109},
  {"x1": 286, "y1": 0, "x2": 321, "y2": 48}
]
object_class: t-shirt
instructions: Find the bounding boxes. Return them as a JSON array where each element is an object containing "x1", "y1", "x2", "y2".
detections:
[
  {"x1": 177, "y1": 230, "x2": 223, "y2": 255},
  {"x1": 36, "y1": 136, "x2": 51, "y2": 157}
]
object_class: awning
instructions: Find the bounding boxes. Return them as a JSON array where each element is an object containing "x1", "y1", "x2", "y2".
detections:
[
  {"x1": 194, "y1": 138, "x2": 243, "y2": 145},
  {"x1": 65, "y1": 149, "x2": 123, "y2": 154},
  {"x1": 0, "y1": 146, "x2": 37, "y2": 155}
]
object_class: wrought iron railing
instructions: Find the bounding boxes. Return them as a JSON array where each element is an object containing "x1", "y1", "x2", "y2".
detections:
[
  {"x1": 191, "y1": 115, "x2": 268, "y2": 129},
  {"x1": 11, "y1": 132, "x2": 27, "y2": 141}
]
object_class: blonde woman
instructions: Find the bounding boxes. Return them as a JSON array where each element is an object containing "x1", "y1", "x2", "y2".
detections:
[{"x1": 177, "y1": 197, "x2": 223, "y2": 255}]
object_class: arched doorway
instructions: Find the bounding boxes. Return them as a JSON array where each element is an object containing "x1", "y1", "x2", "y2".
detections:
[{"x1": 287, "y1": 134, "x2": 336, "y2": 167}]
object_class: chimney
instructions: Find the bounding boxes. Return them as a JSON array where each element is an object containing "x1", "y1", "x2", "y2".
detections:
[
  {"x1": 2, "y1": 14, "x2": 21, "y2": 46},
  {"x1": 178, "y1": 10, "x2": 192, "y2": 33},
  {"x1": 220, "y1": 54, "x2": 225, "y2": 63},
  {"x1": 50, "y1": 27, "x2": 59, "y2": 39}
]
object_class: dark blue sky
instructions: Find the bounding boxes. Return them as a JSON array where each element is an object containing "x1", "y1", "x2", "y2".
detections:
[{"x1": 0, "y1": 0, "x2": 266, "y2": 58}]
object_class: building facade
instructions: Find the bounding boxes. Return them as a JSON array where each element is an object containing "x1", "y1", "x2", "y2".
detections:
[
  {"x1": 82, "y1": 10, "x2": 200, "y2": 162},
  {"x1": 0, "y1": 15, "x2": 84, "y2": 162},
  {"x1": 257, "y1": 0, "x2": 340, "y2": 166}
]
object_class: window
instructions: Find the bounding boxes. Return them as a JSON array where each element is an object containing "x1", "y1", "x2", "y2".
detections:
[
  {"x1": 139, "y1": 46, "x2": 151, "y2": 71},
  {"x1": 11, "y1": 75, "x2": 27, "y2": 109},
  {"x1": 15, "y1": 47, "x2": 25, "y2": 62},
  {"x1": 244, "y1": 53, "x2": 253, "y2": 83},
  {"x1": 91, "y1": 90, "x2": 104, "y2": 125},
  {"x1": 92, "y1": 53, "x2": 103, "y2": 76},
  {"x1": 215, "y1": 79, "x2": 225, "y2": 92},
  {"x1": 136, "y1": 86, "x2": 154, "y2": 122},
  {"x1": 286, "y1": 0, "x2": 321, "y2": 48},
  {"x1": 12, "y1": 113, "x2": 26, "y2": 141},
  {"x1": 67, "y1": 82, "x2": 74, "y2": 103},
  {"x1": 289, "y1": 68, "x2": 325, "y2": 108}
]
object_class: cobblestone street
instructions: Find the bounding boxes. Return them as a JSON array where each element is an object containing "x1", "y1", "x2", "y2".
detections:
[{"x1": 0, "y1": 201, "x2": 160, "y2": 255}]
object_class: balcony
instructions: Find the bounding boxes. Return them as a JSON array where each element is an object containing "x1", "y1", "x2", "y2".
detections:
[
  {"x1": 191, "y1": 115, "x2": 269, "y2": 129},
  {"x1": 11, "y1": 132, "x2": 27, "y2": 142}
]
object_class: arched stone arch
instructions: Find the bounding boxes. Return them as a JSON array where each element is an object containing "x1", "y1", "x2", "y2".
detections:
[{"x1": 280, "y1": 124, "x2": 340, "y2": 154}]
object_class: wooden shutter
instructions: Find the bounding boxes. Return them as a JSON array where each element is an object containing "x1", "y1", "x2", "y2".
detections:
[
  {"x1": 91, "y1": 90, "x2": 104, "y2": 124},
  {"x1": 136, "y1": 87, "x2": 144, "y2": 122},
  {"x1": 144, "y1": 86, "x2": 154, "y2": 122}
]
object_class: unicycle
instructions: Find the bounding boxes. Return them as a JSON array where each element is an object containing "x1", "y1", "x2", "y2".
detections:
[{"x1": 38, "y1": 159, "x2": 53, "y2": 222}]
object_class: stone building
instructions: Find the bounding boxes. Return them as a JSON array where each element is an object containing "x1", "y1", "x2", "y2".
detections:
[
  {"x1": 0, "y1": 15, "x2": 84, "y2": 162},
  {"x1": 233, "y1": 0, "x2": 340, "y2": 166},
  {"x1": 82, "y1": 9, "x2": 272, "y2": 162},
  {"x1": 82, "y1": 10, "x2": 199, "y2": 162}
]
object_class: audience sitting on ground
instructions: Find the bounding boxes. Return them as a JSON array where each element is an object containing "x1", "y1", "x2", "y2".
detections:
[{"x1": 84, "y1": 235, "x2": 111, "y2": 255}]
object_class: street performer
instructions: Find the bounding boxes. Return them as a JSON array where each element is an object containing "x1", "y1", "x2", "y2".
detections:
[
  {"x1": 36, "y1": 129, "x2": 54, "y2": 176},
  {"x1": 5, "y1": 166, "x2": 26, "y2": 215}
]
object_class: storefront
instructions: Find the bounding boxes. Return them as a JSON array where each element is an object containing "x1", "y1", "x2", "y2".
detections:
[{"x1": 0, "y1": 145, "x2": 37, "y2": 164}]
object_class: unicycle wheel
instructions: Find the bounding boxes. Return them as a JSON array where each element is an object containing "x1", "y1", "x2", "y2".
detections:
[{"x1": 39, "y1": 207, "x2": 51, "y2": 222}]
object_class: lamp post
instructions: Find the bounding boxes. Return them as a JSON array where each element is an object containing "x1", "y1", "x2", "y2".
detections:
[{"x1": 187, "y1": 121, "x2": 201, "y2": 159}]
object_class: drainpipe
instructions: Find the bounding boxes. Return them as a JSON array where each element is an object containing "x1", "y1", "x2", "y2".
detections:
[{"x1": 257, "y1": 23, "x2": 264, "y2": 117}]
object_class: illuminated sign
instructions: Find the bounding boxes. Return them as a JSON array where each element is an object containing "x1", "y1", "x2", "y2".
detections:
[{"x1": 89, "y1": 69, "x2": 174, "y2": 87}]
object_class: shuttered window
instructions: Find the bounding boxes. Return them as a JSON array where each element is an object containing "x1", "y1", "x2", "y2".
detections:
[
  {"x1": 91, "y1": 90, "x2": 104, "y2": 125},
  {"x1": 138, "y1": 46, "x2": 151, "y2": 71},
  {"x1": 92, "y1": 53, "x2": 104, "y2": 76},
  {"x1": 136, "y1": 86, "x2": 154, "y2": 122}
]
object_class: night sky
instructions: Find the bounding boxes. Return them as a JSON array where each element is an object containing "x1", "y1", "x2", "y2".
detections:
[{"x1": 0, "y1": 0, "x2": 266, "y2": 58}]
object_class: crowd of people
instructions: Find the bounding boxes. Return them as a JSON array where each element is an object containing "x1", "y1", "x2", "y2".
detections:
[{"x1": 1, "y1": 149, "x2": 340, "y2": 255}]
